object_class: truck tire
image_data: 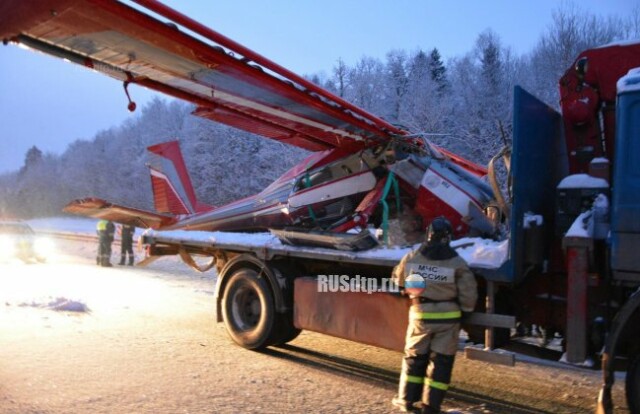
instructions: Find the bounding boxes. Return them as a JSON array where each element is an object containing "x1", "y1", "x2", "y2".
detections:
[
  {"x1": 268, "y1": 311, "x2": 301, "y2": 346},
  {"x1": 222, "y1": 269, "x2": 275, "y2": 350},
  {"x1": 628, "y1": 352, "x2": 640, "y2": 414}
]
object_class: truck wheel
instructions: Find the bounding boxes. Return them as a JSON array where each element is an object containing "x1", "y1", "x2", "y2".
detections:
[
  {"x1": 268, "y1": 311, "x2": 302, "y2": 346},
  {"x1": 627, "y1": 352, "x2": 640, "y2": 414},
  {"x1": 222, "y1": 269, "x2": 275, "y2": 350}
]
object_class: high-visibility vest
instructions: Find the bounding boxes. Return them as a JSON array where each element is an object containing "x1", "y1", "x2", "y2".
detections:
[{"x1": 97, "y1": 220, "x2": 108, "y2": 231}]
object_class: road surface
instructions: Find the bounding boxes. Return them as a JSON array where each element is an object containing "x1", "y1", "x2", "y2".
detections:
[{"x1": 0, "y1": 238, "x2": 630, "y2": 413}]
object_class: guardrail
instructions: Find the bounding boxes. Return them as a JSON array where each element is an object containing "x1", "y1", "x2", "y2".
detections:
[
  {"x1": 40, "y1": 230, "x2": 128, "y2": 247},
  {"x1": 39, "y1": 230, "x2": 97, "y2": 242}
]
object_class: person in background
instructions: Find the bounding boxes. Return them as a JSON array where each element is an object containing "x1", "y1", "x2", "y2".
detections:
[
  {"x1": 119, "y1": 223, "x2": 136, "y2": 266},
  {"x1": 391, "y1": 217, "x2": 478, "y2": 414},
  {"x1": 96, "y1": 220, "x2": 106, "y2": 265},
  {"x1": 96, "y1": 219, "x2": 116, "y2": 267}
]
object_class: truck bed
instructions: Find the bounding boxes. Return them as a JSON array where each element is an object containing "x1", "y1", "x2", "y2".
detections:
[{"x1": 141, "y1": 229, "x2": 508, "y2": 270}]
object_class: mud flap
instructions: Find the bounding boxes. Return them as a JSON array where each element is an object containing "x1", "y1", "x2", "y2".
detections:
[{"x1": 293, "y1": 277, "x2": 409, "y2": 351}]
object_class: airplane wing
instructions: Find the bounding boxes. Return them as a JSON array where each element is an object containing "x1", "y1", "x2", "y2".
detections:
[
  {"x1": 0, "y1": 0, "x2": 408, "y2": 152},
  {"x1": 63, "y1": 198, "x2": 176, "y2": 229}
]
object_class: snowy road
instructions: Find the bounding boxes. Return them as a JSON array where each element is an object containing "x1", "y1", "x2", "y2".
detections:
[{"x1": 0, "y1": 238, "x2": 630, "y2": 413}]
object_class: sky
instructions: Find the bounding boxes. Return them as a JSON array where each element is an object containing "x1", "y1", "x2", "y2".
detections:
[{"x1": 0, "y1": 0, "x2": 635, "y2": 173}]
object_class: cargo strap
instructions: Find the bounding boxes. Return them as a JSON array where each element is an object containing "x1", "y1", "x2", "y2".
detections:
[
  {"x1": 178, "y1": 247, "x2": 216, "y2": 273},
  {"x1": 379, "y1": 171, "x2": 401, "y2": 245}
]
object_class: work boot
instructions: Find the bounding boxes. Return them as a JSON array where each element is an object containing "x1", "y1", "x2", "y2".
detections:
[
  {"x1": 392, "y1": 397, "x2": 422, "y2": 413},
  {"x1": 119, "y1": 256, "x2": 125, "y2": 266},
  {"x1": 128, "y1": 257, "x2": 134, "y2": 266},
  {"x1": 421, "y1": 405, "x2": 440, "y2": 414}
]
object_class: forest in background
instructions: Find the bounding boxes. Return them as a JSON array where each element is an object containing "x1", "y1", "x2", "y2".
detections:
[{"x1": 0, "y1": 4, "x2": 638, "y2": 218}]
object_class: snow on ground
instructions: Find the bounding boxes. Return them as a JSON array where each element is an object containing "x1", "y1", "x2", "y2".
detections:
[
  {"x1": 0, "y1": 235, "x2": 206, "y2": 315},
  {"x1": 19, "y1": 296, "x2": 90, "y2": 313},
  {"x1": 8, "y1": 217, "x2": 210, "y2": 320}
]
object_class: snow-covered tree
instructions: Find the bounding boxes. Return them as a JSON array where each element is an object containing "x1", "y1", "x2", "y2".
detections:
[
  {"x1": 526, "y1": 3, "x2": 627, "y2": 107},
  {"x1": 19, "y1": 145, "x2": 43, "y2": 178},
  {"x1": 331, "y1": 58, "x2": 349, "y2": 98},
  {"x1": 385, "y1": 49, "x2": 409, "y2": 122},
  {"x1": 348, "y1": 56, "x2": 386, "y2": 115},
  {"x1": 429, "y1": 48, "x2": 449, "y2": 95}
]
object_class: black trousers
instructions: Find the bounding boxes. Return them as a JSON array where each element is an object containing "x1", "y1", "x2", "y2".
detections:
[
  {"x1": 121, "y1": 238, "x2": 134, "y2": 263},
  {"x1": 97, "y1": 236, "x2": 112, "y2": 264}
]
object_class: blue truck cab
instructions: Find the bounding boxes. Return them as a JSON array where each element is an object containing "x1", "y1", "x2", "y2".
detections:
[{"x1": 611, "y1": 68, "x2": 640, "y2": 283}]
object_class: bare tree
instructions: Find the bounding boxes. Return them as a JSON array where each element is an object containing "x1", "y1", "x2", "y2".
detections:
[
  {"x1": 332, "y1": 58, "x2": 349, "y2": 98},
  {"x1": 624, "y1": 5, "x2": 640, "y2": 39},
  {"x1": 385, "y1": 49, "x2": 409, "y2": 121},
  {"x1": 347, "y1": 56, "x2": 386, "y2": 115},
  {"x1": 528, "y1": 2, "x2": 627, "y2": 107}
]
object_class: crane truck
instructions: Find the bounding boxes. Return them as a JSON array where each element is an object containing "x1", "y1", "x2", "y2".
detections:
[{"x1": 141, "y1": 42, "x2": 640, "y2": 414}]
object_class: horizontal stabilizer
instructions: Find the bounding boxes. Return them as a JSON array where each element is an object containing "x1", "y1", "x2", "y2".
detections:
[{"x1": 63, "y1": 198, "x2": 175, "y2": 229}]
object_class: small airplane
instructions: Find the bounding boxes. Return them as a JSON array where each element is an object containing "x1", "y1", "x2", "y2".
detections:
[{"x1": 0, "y1": 0, "x2": 501, "y2": 246}]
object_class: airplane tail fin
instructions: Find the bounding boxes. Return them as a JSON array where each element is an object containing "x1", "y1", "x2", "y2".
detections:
[{"x1": 146, "y1": 141, "x2": 213, "y2": 215}]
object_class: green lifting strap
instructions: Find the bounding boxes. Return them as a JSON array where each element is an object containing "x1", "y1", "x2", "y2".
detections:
[
  {"x1": 379, "y1": 171, "x2": 402, "y2": 245},
  {"x1": 304, "y1": 171, "x2": 317, "y2": 223}
]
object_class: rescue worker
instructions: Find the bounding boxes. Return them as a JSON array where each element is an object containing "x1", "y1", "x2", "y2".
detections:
[
  {"x1": 96, "y1": 219, "x2": 106, "y2": 265},
  {"x1": 391, "y1": 217, "x2": 477, "y2": 414},
  {"x1": 119, "y1": 224, "x2": 135, "y2": 266},
  {"x1": 96, "y1": 219, "x2": 115, "y2": 267}
]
